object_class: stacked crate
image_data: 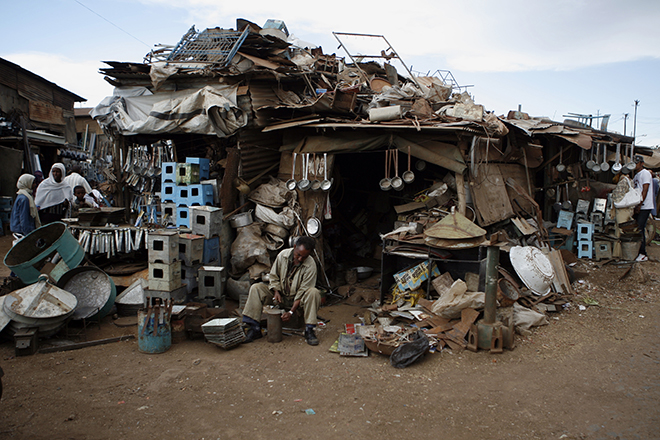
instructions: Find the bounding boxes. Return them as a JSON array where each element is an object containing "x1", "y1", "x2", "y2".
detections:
[
  {"x1": 190, "y1": 205, "x2": 225, "y2": 305},
  {"x1": 160, "y1": 158, "x2": 212, "y2": 228},
  {"x1": 146, "y1": 230, "x2": 187, "y2": 302}
]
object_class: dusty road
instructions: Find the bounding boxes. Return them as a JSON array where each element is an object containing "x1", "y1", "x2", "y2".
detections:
[{"x1": 0, "y1": 240, "x2": 659, "y2": 440}]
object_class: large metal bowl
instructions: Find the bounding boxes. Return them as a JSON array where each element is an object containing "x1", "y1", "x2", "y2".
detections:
[
  {"x1": 353, "y1": 266, "x2": 374, "y2": 280},
  {"x1": 509, "y1": 246, "x2": 554, "y2": 296}
]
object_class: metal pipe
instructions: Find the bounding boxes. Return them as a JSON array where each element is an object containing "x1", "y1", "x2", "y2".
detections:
[{"x1": 483, "y1": 245, "x2": 499, "y2": 324}]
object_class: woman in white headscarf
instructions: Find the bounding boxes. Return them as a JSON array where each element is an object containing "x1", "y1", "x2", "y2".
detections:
[
  {"x1": 10, "y1": 174, "x2": 41, "y2": 241},
  {"x1": 35, "y1": 163, "x2": 73, "y2": 224}
]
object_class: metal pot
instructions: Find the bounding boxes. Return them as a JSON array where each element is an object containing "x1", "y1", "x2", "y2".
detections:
[
  {"x1": 306, "y1": 217, "x2": 321, "y2": 237},
  {"x1": 229, "y1": 210, "x2": 253, "y2": 228},
  {"x1": 286, "y1": 152, "x2": 297, "y2": 191}
]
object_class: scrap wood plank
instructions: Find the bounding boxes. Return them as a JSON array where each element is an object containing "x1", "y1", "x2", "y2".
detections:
[
  {"x1": 545, "y1": 249, "x2": 574, "y2": 294},
  {"x1": 444, "y1": 308, "x2": 479, "y2": 345},
  {"x1": 469, "y1": 163, "x2": 515, "y2": 226}
]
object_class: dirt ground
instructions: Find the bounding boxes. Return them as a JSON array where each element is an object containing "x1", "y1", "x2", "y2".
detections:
[{"x1": 0, "y1": 234, "x2": 659, "y2": 440}]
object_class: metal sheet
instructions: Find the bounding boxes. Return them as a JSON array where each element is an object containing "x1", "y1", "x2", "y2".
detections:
[
  {"x1": 59, "y1": 267, "x2": 116, "y2": 320},
  {"x1": 0, "y1": 296, "x2": 11, "y2": 333},
  {"x1": 3, "y1": 279, "x2": 77, "y2": 321}
]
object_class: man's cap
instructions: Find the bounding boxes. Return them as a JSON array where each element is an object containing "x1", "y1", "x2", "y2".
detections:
[{"x1": 633, "y1": 155, "x2": 645, "y2": 164}]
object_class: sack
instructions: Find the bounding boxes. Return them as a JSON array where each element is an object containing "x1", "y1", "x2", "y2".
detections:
[
  {"x1": 389, "y1": 331, "x2": 429, "y2": 369},
  {"x1": 612, "y1": 176, "x2": 642, "y2": 208}
]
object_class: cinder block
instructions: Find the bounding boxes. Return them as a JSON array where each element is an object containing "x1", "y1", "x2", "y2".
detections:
[
  {"x1": 557, "y1": 210, "x2": 574, "y2": 230},
  {"x1": 147, "y1": 230, "x2": 179, "y2": 264},
  {"x1": 162, "y1": 162, "x2": 177, "y2": 184},
  {"x1": 577, "y1": 222, "x2": 594, "y2": 241},
  {"x1": 176, "y1": 185, "x2": 190, "y2": 207},
  {"x1": 179, "y1": 233, "x2": 204, "y2": 266},
  {"x1": 594, "y1": 241, "x2": 612, "y2": 260},
  {"x1": 190, "y1": 206, "x2": 223, "y2": 238},
  {"x1": 162, "y1": 182, "x2": 177, "y2": 202},
  {"x1": 577, "y1": 240, "x2": 593, "y2": 259},
  {"x1": 160, "y1": 202, "x2": 177, "y2": 225},
  {"x1": 187, "y1": 184, "x2": 214, "y2": 206},
  {"x1": 176, "y1": 206, "x2": 190, "y2": 228},
  {"x1": 176, "y1": 163, "x2": 200, "y2": 185},
  {"x1": 148, "y1": 261, "x2": 182, "y2": 291},
  {"x1": 198, "y1": 266, "x2": 225, "y2": 300},
  {"x1": 186, "y1": 157, "x2": 210, "y2": 180}
]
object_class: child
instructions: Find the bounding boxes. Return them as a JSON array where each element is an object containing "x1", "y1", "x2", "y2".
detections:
[{"x1": 72, "y1": 185, "x2": 99, "y2": 215}]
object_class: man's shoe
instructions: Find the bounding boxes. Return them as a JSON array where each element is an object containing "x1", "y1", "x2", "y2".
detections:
[
  {"x1": 305, "y1": 328, "x2": 319, "y2": 346},
  {"x1": 244, "y1": 327, "x2": 262, "y2": 343},
  {"x1": 635, "y1": 254, "x2": 648, "y2": 262}
]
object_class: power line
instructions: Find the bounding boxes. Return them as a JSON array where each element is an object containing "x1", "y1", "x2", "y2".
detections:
[{"x1": 73, "y1": 0, "x2": 151, "y2": 49}]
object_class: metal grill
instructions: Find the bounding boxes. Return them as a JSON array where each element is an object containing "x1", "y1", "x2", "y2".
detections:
[{"x1": 165, "y1": 26, "x2": 249, "y2": 66}]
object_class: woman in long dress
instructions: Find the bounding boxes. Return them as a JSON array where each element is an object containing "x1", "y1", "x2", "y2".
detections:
[{"x1": 35, "y1": 163, "x2": 72, "y2": 224}]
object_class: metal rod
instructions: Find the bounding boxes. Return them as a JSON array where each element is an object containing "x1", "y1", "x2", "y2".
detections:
[{"x1": 483, "y1": 245, "x2": 499, "y2": 325}]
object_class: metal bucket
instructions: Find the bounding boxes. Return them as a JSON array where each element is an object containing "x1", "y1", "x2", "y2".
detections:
[
  {"x1": 138, "y1": 307, "x2": 172, "y2": 354},
  {"x1": 4, "y1": 222, "x2": 84, "y2": 284}
]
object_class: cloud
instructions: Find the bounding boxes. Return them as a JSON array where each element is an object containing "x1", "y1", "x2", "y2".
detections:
[
  {"x1": 2, "y1": 52, "x2": 113, "y2": 107},
  {"x1": 140, "y1": 0, "x2": 660, "y2": 73}
]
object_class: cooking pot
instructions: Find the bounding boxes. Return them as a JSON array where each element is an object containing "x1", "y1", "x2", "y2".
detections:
[
  {"x1": 306, "y1": 217, "x2": 321, "y2": 237},
  {"x1": 229, "y1": 210, "x2": 253, "y2": 228}
]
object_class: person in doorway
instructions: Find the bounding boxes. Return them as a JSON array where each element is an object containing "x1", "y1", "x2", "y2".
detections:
[
  {"x1": 10, "y1": 174, "x2": 41, "y2": 242},
  {"x1": 71, "y1": 185, "x2": 99, "y2": 215},
  {"x1": 35, "y1": 163, "x2": 73, "y2": 224},
  {"x1": 632, "y1": 155, "x2": 654, "y2": 261},
  {"x1": 242, "y1": 236, "x2": 321, "y2": 346}
]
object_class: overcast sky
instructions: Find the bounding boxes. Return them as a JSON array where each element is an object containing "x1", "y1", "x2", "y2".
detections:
[{"x1": 1, "y1": 0, "x2": 659, "y2": 146}]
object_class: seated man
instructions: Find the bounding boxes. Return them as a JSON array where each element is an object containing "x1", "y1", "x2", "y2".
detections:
[{"x1": 242, "y1": 236, "x2": 321, "y2": 346}]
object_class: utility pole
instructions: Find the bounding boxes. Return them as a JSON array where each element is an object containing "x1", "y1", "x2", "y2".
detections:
[
  {"x1": 632, "y1": 100, "x2": 640, "y2": 145},
  {"x1": 623, "y1": 113, "x2": 629, "y2": 136}
]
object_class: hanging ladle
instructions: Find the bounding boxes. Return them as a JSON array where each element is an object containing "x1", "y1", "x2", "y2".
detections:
[
  {"x1": 612, "y1": 143, "x2": 622, "y2": 173},
  {"x1": 402, "y1": 145, "x2": 415, "y2": 184},
  {"x1": 592, "y1": 144, "x2": 602, "y2": 173},
  {"x1": 286, "y1": 152, "x2": 297, "y2": 191},
  {"x1": 391, "y1": 148, "x2": 404, "y2": 191},
  {"x1": 585, "y1": 143, "x2": 596, "y2": 170},
  {"x1": 297, "y1": 153, "x2": 311, "y2": 191},
  {"x1": 321, "y1": 153, "x2": 332, "y2": 191},
  {"x1": 600, "y1": 144, "x2": 609, "y2": 172},
  {"x1": 625, "y1": 142, "x2": 636, "y2": 172},
  {"x1": 310, "y1": 153, "x2": 322, "y2": 191},
  {"x1": 556, "y1": 146, "x2": 566, "y2": 173},
  {"x1": 379, "y1": 149, "x2": 392, "y2": 191}
]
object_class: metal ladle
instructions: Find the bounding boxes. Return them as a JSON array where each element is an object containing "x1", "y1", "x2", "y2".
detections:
[
  {"x1": 379, "y1": 149, "x2": 392, "y2": 191},
  {"x1": 592, "y1": 144, "x2": 601, "y2": 173},
  {"x1": 612, "y1": 143, "x2": 622, "y2": 173},
  {"x1": 310, "y1": 153, "x2": 322, "y2": 191},
  {"x1": 556, "y1": 146, "x2": 566, "y2": 173},
  {"x1": 402, "y1": 145, "x2": 415, "y2": 184},
  {"x1": 600, "y1": 144, "x2": 609, "y2": 172},
  {"x1": 321, "y1": 153, "x2": 332, "y2": 191},
  {"x1": 391, "y1": 149, "x2": 404, "y2": 191},
  {"x1": 586, "y1": 144, "x2": 596, "y2": 170},
  {"x1": 297, "y1": 153, "x2": 311, "y2": 191},
  {"x1": 286, "y1": 152, "x2": 297, "y2": 191},
  {"x1": 625, "y1": 142, "x2": 636, "y2": 172}
]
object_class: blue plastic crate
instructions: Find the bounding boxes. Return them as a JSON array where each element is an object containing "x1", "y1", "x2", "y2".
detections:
[
  {"x1": 202, "y1": 236, "x2": 220, "y2": 264},
  {"x1": 187, "y1": 184, "x2": 214, "y2": 206},
  {"x1": 161, "y1": 162, "x2": 177, "y2": 184},
  {"x1": 176, "y1": 206, "x2": 190, "y2": 228},
  {"x1": 186, "y1": 157, "x2": 210, "y2": 180}
]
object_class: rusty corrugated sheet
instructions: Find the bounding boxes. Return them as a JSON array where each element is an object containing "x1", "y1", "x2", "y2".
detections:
[
  {"x1": 238, "y1": 128, "x2": 282, "y2": 179},
  {"x1": 29, "y1": 100, "x2": 65, "y2": 125}
]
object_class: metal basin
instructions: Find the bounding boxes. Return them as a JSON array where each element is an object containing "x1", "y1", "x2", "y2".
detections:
[{"x1": 57, "y1": 266, "x2": 117, "y2": 320}]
